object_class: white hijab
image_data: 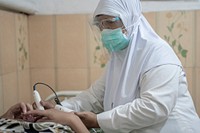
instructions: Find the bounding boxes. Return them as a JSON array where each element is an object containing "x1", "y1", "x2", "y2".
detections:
[{"x1": 94, "y1": 0, "x2": 182, "y2": 111}]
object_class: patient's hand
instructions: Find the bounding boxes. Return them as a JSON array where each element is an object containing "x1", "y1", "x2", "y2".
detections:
[{"x1": 0, "y1": 102, "x2": 33, "y2": 120}]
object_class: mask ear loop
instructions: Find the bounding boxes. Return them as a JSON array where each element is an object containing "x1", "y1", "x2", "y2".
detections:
[
  {"x1": 122, "y1": 16, "x2": 141, "y2": 37},
  {"x1": 120, "y1": 21, "x2": 136, "y2": 37}
]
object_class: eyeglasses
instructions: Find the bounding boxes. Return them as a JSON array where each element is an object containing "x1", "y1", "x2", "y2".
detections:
[{"x1": 93, "y1": 16, "x2": 123, "y2": 30}]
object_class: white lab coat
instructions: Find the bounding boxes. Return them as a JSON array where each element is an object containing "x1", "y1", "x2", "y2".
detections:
[{"x1": 62, "y1": 65, "x2": 200, "y2": 133}]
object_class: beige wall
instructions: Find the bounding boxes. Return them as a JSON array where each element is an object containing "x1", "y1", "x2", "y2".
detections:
[
  {"x1": 0, "y1": 9, "x2": 200, "y2": 116},
  {"x1": 0, "y1": 10, "x2": 31, "y2": 113}
]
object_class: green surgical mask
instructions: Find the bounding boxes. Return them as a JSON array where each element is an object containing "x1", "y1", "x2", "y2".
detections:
[{"x1": 101, "y1": 28, "x2": 130, "y2": 52}]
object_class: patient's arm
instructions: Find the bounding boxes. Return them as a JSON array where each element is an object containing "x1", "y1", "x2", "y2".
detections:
[{"x1": 25, "y1": 109, "x2": 89, "y2": 133}]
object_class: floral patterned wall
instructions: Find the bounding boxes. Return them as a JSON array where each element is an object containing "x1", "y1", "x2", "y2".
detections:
[
  {"x1": 0, "y1": 10, "x2": 31, "y2": 113},
  {"x1": 164, "y1": 11, "x2": 188, "y2": 59},
  {"x1": 16, "y1": 14, "x2": 29, "y2": 70}
]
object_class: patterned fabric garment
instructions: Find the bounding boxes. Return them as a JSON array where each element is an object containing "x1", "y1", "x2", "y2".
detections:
[
  {"x1": 0, "y1": 118, "x2": 73, "y2": 133},
  {"x1": 0, "y1": 118, "x2": 104, "y2": 133}
]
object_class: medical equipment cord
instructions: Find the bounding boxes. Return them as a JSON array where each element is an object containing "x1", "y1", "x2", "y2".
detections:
[{"x1": 33, "y1": 82, "x2": 62, "y2": 106}]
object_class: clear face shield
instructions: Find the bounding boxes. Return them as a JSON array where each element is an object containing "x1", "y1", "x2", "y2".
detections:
[{"x1": 88, "y1": 18, "x2": 108, "y2": 67}]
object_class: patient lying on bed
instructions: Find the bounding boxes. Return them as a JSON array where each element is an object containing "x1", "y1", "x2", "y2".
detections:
[{"x1": 0, "y1": 102, "x2": 90, "y2": 133}]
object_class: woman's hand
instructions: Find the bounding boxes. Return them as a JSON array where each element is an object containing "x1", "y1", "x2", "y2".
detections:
[
  {"x1": 0, "y1": 102, "x2": 33, "y2": 120},
  {"x1": 75, "y1": 111, "x2": 100, "y2": 129}
]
